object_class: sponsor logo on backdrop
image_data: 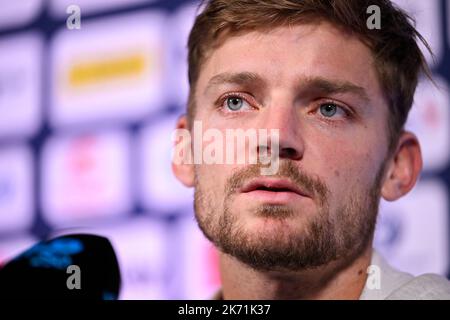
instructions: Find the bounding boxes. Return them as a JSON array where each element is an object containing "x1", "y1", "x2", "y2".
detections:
[
  {"x1": 405, "y1": 76, "x2": 449, "y2": 172},
  {"x1": 41, "y1": 130, "x2": 131, "y2": 226},
  {"x1": 168, "y1": 2, "x2": 199, "y2": 107},
  {"x1": 50, "y1": 11, "x2": 167, "y2": 127},
  {"x1": 375, "y1": 179, "x2": 449, "y2": 276},
  {"x1": 179, "y1": 216, "x2": 221, "y2": 299},
  {"x1": 0, "y1": 1, "x2": 43, "y2": 30},
  {"x1": 449, "y1": 0, "x2": 450, "y2": 48},
  {"x1": 0, "y1": 147, "x2": 34, "y2": 233},
  {"x1": 138, "y1": 116, "x2": 194, "y2": 213},
  {"x1": 0, "y1": 33, "x2": 42, "y2": 138},
  {"x1": 50, "y1": 0, "x2": 157, "y2": 17}
]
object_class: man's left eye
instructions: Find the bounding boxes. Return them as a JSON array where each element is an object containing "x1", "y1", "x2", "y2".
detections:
[{"x1": 319, "y1": 102, "x2": 346, "y2": 118}]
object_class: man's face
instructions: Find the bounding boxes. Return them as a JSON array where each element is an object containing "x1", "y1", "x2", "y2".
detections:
[{"x1": 190, "y1": 22, "x2": 391, "y2": 272}]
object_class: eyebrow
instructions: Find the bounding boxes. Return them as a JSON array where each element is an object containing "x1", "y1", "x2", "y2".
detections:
[
  {"x1": 299, "y1": 76, "x2": 371, "y2": 104},
  {"x1": 203, "y1": 72, "x2": 266, "y2": 95},
  {"x1": 203, "y1": 71, "x2": 371, "y2": 103}
]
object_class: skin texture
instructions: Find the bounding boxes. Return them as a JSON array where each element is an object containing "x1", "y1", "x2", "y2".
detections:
[{"x1": 173, "y1": 21, "x2": 423, "y2": 299}]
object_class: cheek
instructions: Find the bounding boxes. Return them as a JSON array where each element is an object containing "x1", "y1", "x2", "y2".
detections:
[
  {"x1": 307, "y1": 131, "x2": 385, "y2": 195},
  {"x1": 195, "y1": 163, "x2": 233, "y2": 203}
]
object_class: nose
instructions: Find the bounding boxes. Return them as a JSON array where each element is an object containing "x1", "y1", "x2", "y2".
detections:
[{"x1": 257, "y1": 102, "x2": 305, "y2": 161}]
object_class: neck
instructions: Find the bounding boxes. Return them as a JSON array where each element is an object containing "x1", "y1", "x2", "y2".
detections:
[{"x1": 218, "y1": 244, "x2": 373, "y2": 300}]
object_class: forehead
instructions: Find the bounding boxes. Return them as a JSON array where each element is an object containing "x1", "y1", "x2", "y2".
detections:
[{"x1": 196, "y1": 21, "x2": 384, "y2": 104}]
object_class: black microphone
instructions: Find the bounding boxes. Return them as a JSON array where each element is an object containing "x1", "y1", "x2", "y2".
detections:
[{"x1": 0, "y1": 234, "x2": 121, "y2": 299}]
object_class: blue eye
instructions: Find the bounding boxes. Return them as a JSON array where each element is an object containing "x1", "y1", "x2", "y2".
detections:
[
  {"x1": 319, "y1": 103, "x2": 339, "y2": 117},
  {"x1": 226, "y1": 97, "x2": 244, "y2": 111}
]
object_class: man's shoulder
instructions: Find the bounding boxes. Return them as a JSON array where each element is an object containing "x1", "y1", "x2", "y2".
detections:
[
  {"x1": 361, "y1": 250, "x2": 450, "y2": 300},
  {"x1": 386, "y1": 273, "x2": 450, "y2": 300}
]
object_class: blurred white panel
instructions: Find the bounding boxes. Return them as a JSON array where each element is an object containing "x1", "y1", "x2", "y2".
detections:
[
  {"x1": 41, "y1": 129, "x2": 132, "y2": 227},
  {"x1": 167, "y1": 2, "x2": 200, "y2": 107},
  {"x1": 50, "y1": 11, "x2": 168, "y2": 127},
  {"x1": 0, "y1": 146, "x2": 34, "y2": 233},
  {"x1": 0, "y1": 33, "x2": 43, "y2": 138},
  {"x1": 50, "y1": 0, "x2": 156, "y2": 17},
  {"x1": 52, "y1": 217, "x2": 168, "y2": 299},
  {"x1": 0, "y1": 235, "x2": 36, "y2": 266},
  {"x1": 177, "y1": 215, "x2": 221, "y2": 299},
  {"x1": 375, "y1": 179, "x2": 449, "y2": 276},
  {"x1": 138, "y1": 116, "x2": 194, "y2": 213},
  {"x1": 405, "y1": 76, "x2": 449, "y2": 171},
  {"x1": 393, "y1": 0, "x2": 442, "y2": 66},
  {"x1": 448, "y1": 0, "x2": 450, "y2": 48},
  {"x1": 0, "y1": 0, "x2": 43, "y2": 30}
]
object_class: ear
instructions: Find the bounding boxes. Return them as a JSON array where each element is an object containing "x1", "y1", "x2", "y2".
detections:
[
  {"x1": 381, "y1": 131, "x2": 423, "y2": 201},
  {"x1": 171, "y1": 115, "x2": 195, "y2": 188}
]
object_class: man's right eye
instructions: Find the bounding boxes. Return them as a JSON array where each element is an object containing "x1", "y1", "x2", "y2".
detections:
[
  {"x1": 214, "y1": 93, "x2": 258, "y2": 114},
  {"x1": 226, "y1": 97, "x2": 244, "y2": 111},
  {"x1": 219, "y1": 94, "x2": 254, "y2": 112}
]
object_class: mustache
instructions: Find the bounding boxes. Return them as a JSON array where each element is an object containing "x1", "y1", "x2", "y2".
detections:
[{"x1": 225, "y1": 160, "x2": 329, "y2": 203}]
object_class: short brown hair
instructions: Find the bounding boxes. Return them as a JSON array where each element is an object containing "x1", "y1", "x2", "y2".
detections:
[{"x1": 187, "y1": 0, "x2": 433, "y2": 153}]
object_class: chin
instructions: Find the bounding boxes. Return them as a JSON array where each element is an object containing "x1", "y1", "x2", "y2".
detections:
[{"x1": 241, "y1": 215, "x2": 303, "y2": 237}]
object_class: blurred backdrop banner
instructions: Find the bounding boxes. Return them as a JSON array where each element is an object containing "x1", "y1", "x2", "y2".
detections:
[{"x1": 0, "y1": 0, "x2": 449, "y2": 299}]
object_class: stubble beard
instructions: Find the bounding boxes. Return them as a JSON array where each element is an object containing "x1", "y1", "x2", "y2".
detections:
[{"x1": 194, "y1": 160, "x2": 385, "y2": 272}]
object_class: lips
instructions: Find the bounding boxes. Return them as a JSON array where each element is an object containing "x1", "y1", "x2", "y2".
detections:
[{"x1": 240, "y1": 178, "x2": 310, "y2": 198}]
